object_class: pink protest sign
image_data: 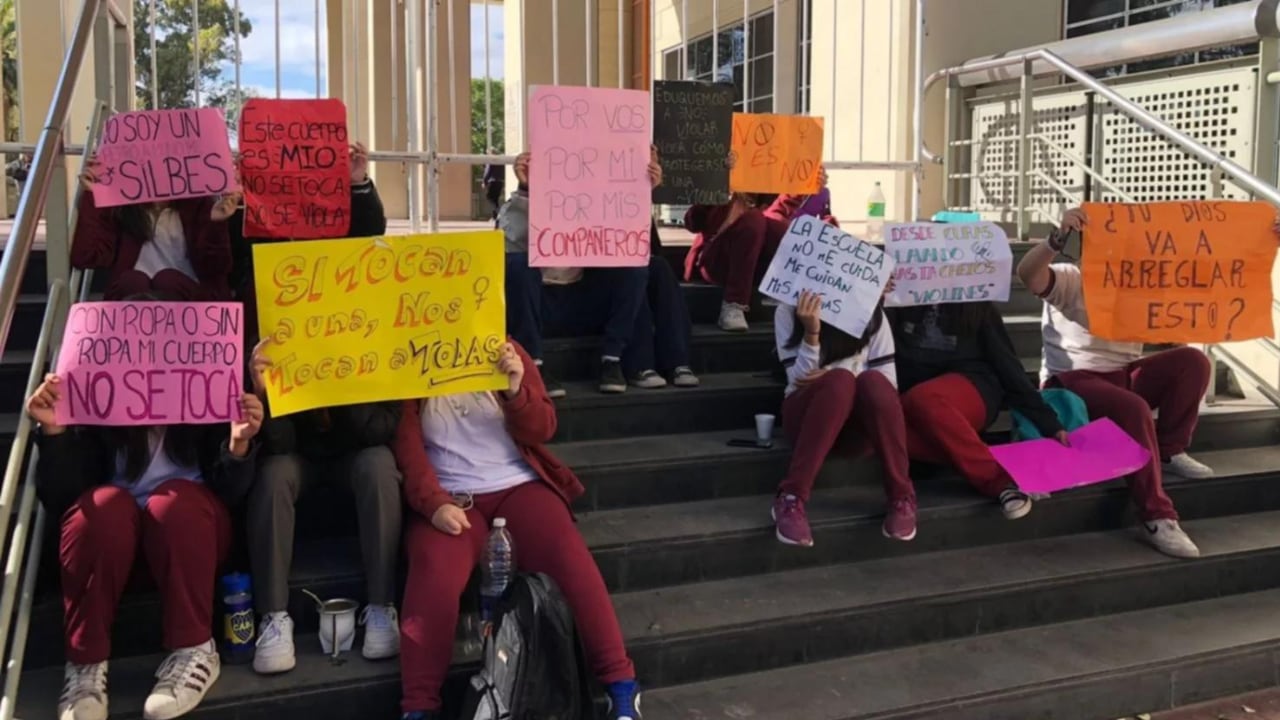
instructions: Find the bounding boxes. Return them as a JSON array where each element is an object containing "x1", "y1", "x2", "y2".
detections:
[
  {"x1": 92, "y1": 108, "x2": 238, "y2": 208},
  {"x1": 54, "y1": 302, "x2": 244, "y2": 426},
  {"x1": 527, "y1": 85, "x2": 652, "y2": 268},
  {"x1": 990, "y1": 418, "x2": 1151, "y2": 494}
]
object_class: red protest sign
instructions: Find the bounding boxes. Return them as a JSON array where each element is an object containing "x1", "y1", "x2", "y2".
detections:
[{"x1": 238, "y1": 98, "x2": 351, "y2": 239}]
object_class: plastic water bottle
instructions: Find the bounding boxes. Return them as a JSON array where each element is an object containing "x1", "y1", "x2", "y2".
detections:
[
  {"x1": 867, "y1": 181, "x2": 886, "y2": 241},
  {"x1": 220, "y1": 573, "x2": 255, "y2": 664},
  {"x1": 480, "y1": 518, "x2": 516, "y2": 626}
]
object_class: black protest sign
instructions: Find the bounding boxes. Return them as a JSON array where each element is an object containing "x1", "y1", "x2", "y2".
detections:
[{"x1": 652, "y1": 81, "x2": 734, "y2": 205}]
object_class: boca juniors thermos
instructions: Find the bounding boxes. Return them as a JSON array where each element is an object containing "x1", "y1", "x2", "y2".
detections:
[{"x1": 221, "y1": 573, "x2": 255, "y2": 663}]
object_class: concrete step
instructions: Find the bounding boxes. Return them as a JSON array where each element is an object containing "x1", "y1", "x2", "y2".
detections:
[
  {"x1": 17, "y1": 502, "x2": 1280, "y2": 719},
  {"x1": 19, "y1": 444, "x2": 1280, "y2": 672},
  {"x1": 644, "y1": 588, "x2": 1280, "y2": 720}
]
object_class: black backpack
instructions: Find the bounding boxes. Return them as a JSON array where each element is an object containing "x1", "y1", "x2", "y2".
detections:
[{"x1": 459, "y1": 573, "x2": 593, "y2": 720}]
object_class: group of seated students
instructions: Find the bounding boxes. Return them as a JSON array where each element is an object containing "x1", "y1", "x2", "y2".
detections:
[{"x1": 32, "y1": 139, "x2": 1227, "y2": 720}]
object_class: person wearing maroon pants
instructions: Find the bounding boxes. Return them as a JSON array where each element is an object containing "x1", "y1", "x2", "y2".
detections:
[
  {"x1": 392, "y1": 341, "x2": 641, "y2": 720},
  {"x1": 888, "y1": 302, "x2": 1067, "y2": 520},
  {"x1": 772, "y1": 290, "x2": 917, "y2": 547},
  {"x1": 684, "y1": 167, "x2": 826, "y2": 333},
  {"x1": 1016, "y1": 206, "x2": 1247, "y2": 559},
  {"x1": 27, "y1": 374, "x2": 262, "y2": 720}
]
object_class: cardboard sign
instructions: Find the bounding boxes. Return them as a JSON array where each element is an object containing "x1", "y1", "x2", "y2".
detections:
[
  {"x1": 729, "y1": 113, "x2": 824, "y2": 195},
  {"x1": 1081, "y1": 201, "x2": 1278, "y2": 343},
  {"x1": 527, "y1": 85, "x2": 652, "y2": 268},
  {"x1": 758, "y1": 216, "x2": 894, "y2": 338},
  {"x1": 54, "y1": 302, "x2": 243, "y2": 426},
  {"x1": 652, "y1": 81, "x2": 733, "y2": 205},
  {"x1": 239, "y1": 98, "x2": 351, "y2": 239},
  {"x1": 92, "y1": 109, "x2": 238, "y2": 208},
  {"x1": 252, "y1": 231, "x2": 507, "y2": 416},
  {"x1": 884, "y1": 221, "x2": 1013, "y2": 307},
  {"x1": 990, "y1": 418, "x2": 1152, "y2": 494}
]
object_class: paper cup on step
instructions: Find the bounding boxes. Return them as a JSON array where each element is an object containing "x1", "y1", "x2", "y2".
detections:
[{"x1": 755, "y1": 414, "x2": 776, "y2": 442}]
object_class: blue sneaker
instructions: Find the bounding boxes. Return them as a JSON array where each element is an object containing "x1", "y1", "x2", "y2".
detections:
[{"x1": 606, "y1": 679, "x2": 643, "y2": 720}]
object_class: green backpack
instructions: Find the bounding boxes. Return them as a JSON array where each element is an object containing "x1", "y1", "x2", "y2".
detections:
[{"x1": 1010, "y1": 389, "x2": 1090, "y2": 441}]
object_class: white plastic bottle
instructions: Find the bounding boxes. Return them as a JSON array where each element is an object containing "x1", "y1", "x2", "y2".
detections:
[
  {"x1": 480, "y1": 517, "x2": 515, "y2": 626},
  {"x1": 867, "y1": 181, "x2": 886, "y2": 241}
]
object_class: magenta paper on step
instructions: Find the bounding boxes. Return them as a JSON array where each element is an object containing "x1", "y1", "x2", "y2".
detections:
[
  {"x1": 989, "y1": 418, "x2": 1151, "y2": 494},
  {"x1": 54, "y1": 302, "x2": 244, "y2": 426}
]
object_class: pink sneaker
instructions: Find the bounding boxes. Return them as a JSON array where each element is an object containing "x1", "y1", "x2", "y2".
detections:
[
  {"x1": 771, "y1": 494, "x2": 813, "y2": 547},
  {"x1": 882, "y1": 498, "x2": 917, "y2": 541}
]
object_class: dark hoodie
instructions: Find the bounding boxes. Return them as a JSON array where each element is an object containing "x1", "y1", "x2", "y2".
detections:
[{"x1": 887, "y1": 302, "x2": 1064, "y2": 436}]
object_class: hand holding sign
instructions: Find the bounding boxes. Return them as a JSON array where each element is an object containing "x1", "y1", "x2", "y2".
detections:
[
  {"x1": 1080, "y1": 201, "x2": 1279, "y2": 343},
  {"x1": 497, "y1": 342, "x2": 525, "y2": 397},
  {"x1": 229, "y1": 394, "x2": 264, "y2": 458},
  {"x1": 26, "y1": 374, "x2": 64, "y2": 432}
]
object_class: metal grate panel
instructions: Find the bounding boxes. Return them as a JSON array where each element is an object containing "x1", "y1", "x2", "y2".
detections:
[{"x1": 966, "y1": 65, "x2": 1257, "y2": 221}]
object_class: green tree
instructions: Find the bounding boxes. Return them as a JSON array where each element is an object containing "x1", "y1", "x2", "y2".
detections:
[
  {"x1": 1, "y1": 0, "x2": 16, "y2": 142},
  {"x1": 470, "y1": 78, "x2": 505, "y2": 155},
  {"x1": 133, "y1": 0, "x2": 252, "y2": 111}
]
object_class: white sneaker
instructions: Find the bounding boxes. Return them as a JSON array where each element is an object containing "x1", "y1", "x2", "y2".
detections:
[
  {"x1": 718, "y1": 302, "x2": 749, "y2": 332},
  {"x1": 142, "y1": 641, "x2": 220, "y2": 720},
  {"x1": 360, "y1": 603, "x2": 401, "y2": 660},
  {"x1": 629, "y1": 370, "x2": 669, "y2": 389},
  {"x1": 253, "y1": 611, "x2": 296, "y2": 674},
  {"x1": 1162, "y1": 452, "x2": 1215, "y2": 480},
  {"x1": 57, "y1": 661, "x2": 108, "y2": 720},
  {"x1": 1142, "y1": 519, "x2": 1201, "y2": 559}
]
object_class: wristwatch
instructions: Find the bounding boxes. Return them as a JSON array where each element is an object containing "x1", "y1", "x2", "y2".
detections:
[{"x1": 1047, "y1": 227, "x2": 1069, "y2": 252}]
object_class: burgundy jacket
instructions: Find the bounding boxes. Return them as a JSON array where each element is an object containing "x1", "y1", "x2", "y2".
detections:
[
  {"x1": 682, "y1": 193, "x2": 816, "y2": 281},
  {"x1": 71, "y1": 193, "x2": 233, "y2": 299},
  {"x1": 392, "y1": 340, "x2": 584, "y2": 520}
]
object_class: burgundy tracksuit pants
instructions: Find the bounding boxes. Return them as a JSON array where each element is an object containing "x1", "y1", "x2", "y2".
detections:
[
  {"x1": 399, "y1": 481, "x2": 634, "y2": 713},
  {"x1": 60, "y1": 480, "x2": 230, "y2": 664},
  {"x1": 779, "y1": 369, "x2": 915, "y2": 503}
]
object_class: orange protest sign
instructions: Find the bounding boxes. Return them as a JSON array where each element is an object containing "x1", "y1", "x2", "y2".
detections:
[
  {"x1": 729, "y1": 113, "x2": 824, "y2": 194},
  {"x1": 1081, "y1": 200, "x2": 1277, "y2": 343}
]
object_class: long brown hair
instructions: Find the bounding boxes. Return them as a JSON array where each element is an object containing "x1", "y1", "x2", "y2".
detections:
[{"x1": 785, "y1": 299, "x2": 886, "y2": 366}]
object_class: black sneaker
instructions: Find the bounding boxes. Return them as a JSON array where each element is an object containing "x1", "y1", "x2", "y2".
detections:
[
  {"x1": 536, "y1": 364, "x2": 567, "y2": 399},
  {"x1": 599, "y1": 360, "x2": 627, "y2": 394}
]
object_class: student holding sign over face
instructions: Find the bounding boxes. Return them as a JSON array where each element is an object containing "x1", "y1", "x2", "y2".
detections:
[
  {"x1": 74, "y1": 156, "x2": 240, "y2": 302},
  {"x1": 1014, "y1": 206, "x2": 1280, "y2": 558},
  {"x1": 772, "y1": 289, "x2": 917, "y2": 547},
  {"x1": 393, "y1": 340, "x2": 643, "y2": 720},
  {"x1": 27, "y1": 372, "x2": 263, "y2": 720},
  {"x1": 887, "y1": 301, "x2": 1067, "y2": 520},
  {"x1": 502, "y1": 149, "x2": 698, "y2": 394}
]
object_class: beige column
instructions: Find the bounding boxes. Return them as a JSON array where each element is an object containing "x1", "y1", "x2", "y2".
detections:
[{"x1": 327, "y1": 0, "x2": 473, "y2": 222}]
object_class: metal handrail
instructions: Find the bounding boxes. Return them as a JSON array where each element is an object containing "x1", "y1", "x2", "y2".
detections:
[{"x1": 919, "y1": 47, "x2": 1280, "y2": 208}]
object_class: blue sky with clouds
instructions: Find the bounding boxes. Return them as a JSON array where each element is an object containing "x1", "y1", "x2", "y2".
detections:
[{"x1": 225, "y1": 1, "x2": 504, "y2": 99}]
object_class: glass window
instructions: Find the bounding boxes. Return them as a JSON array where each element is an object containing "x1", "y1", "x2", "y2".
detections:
[
  {"x1": 662, "y1": 10, "x2": 776, "y2": 111},
  {"x1": 1063, "y1": 0, "x2": 1257, "y2": 75}
]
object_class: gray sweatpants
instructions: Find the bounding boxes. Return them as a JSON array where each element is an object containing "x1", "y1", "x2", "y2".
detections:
[{"x1": 246, "y1": 446, "x2": 403, "y2": 613}]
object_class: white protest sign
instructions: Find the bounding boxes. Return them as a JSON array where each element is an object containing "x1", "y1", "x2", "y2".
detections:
[
  {"x1": 884, "y1": 221, "x2": 1013, "y2": 307},
  {"x1": 758, "y1": 217, "x2": 894, "y2": 338}
]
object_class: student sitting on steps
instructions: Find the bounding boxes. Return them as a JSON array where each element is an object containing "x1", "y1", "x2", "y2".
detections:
[
  {"x1": 887, "y1": 301, "x2": 1067, "y2": 520},
  {"x1": 393, "y1": 341, "x2": 642, "y2": 720},
  {"x1": 73, "y1": 155, "x2": 240, "y2": 301},
  {"x1": 773, "y1": 289, "x2": 917, "y2": 546},
  {"x1": 1016, "y1": 206, "x2": 1248, "y2": 559},
  {"x1": 28, "y1": 372, "x2": 262, "y2": 720},
  {"x1": 684, "y1": 162, "x2": 826, "y2": 333},
  {"x1": 502, "y1": 149, "x2": 694, "y2": 395}
]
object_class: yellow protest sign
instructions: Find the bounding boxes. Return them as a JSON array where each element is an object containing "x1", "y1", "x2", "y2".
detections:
[{"x1": 252, "y1": 231, "x2": 507, "y2": 416}]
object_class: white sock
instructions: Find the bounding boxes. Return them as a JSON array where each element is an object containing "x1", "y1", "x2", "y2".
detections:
[{"x1": 602, "y1": 355, "x2": 621, "y2": 363}]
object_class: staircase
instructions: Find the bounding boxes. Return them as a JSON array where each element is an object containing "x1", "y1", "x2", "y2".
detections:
[{"x1": 8, "y1": 239, "x2": 1280, "y2": 720}]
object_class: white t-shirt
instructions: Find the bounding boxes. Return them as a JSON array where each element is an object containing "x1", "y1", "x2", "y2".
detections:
[
  {"x1": 774, "y1": 304, "x2": 898, "y2": 396},
  {"x1": 1038, "y1": 263, "x2": 1143, "y2": 384},
  {"x1": 134, "y1": 208, "x2": 197, "y2": 280},
  {"x1": 420, "y1": 393, "x2": 538, "y2": 496},
  {"x1": 112, "y1": 428, "x2": 204, "y2": 506}
]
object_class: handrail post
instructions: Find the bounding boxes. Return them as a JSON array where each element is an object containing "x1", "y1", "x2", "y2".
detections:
[
  {"x1": 0, "y1": 0, "x2": 105, "y2": 360},
  {"x1": 1015, "y1": 59, "x2": 1034, "y2": 239}
]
